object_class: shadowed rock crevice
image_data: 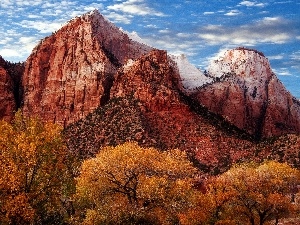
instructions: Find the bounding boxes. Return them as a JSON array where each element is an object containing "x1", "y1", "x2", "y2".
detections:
[
  {"x1": 100, "y1": 74, "x2": 114, "y2": 106},
  {"x1": 0, "y1": 56, "x2": 25, "y2": 120}
]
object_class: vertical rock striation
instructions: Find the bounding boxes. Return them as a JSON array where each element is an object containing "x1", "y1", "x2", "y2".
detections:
[
  {"x1": 192, "y1": 47, "x2": 300, "y2": 139},
  {"x1": 22, "y1": 10, "x2": 152, "y2": 126}
]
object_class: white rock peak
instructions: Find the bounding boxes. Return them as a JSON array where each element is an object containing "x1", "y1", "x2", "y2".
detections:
[{"x1": 207, "y1": 47, "x2": 272, "y2": 80}]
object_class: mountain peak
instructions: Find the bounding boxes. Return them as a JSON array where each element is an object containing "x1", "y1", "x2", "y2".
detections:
[
  {"x1": 193, "y1": 46, "x2": 300, "y2": 139},
  {"x1": 22, "y1": 9, "x2": 153, "y2": 126},
  {"x1": 234, "y1": 47, "x2": 265, "y2": 57},
  {"x1": 208, "y1": 46, "x2": 271, "y2": 80}
]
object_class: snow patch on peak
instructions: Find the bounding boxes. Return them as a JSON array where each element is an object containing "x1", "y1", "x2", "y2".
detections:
[{"x1": 169, "y1": 54, "x2": 213, "y2": 90}]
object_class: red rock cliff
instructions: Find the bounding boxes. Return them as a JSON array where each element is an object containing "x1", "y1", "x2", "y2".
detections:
[
  {"x1": 192, "y1": 48, "x2": 300, "y2": 139},
  {"x1": 22, "y1": 10, "x2": 152, "y2": 126},
  {"x1": 0, "y1": 56, "x2": 16, "y2": 121}
]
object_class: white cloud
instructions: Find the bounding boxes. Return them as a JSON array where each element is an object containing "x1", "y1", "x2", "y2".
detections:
[
  {"x1": 0, "y1": 37, "x2": 13, "y2": 45},
  {"x1": 19, "y1": 36, "x2": 36, "y2": 44},
  {"x1": 198, "y1": 17, "x2": 293, "y2": 46},
  {"x1": 159, "y1": 29, "x2": 171, "y2": 34},
  {"x1": 105, "y1": 11, "x2": 133, "y2": 24},
  {"x1": 27, "y1": 14, "x2": 42, "y2": 19},
  {"x1": 19, "y1": 20, "x2": 63, "y2": 33},
  {"x1": 145, "y1": 24, "x2": 158, "y2": 28},
  {"x1": 0, "y1": 48, "x2": 21, "y2": 58},
  {"x1": 273, "y1": 68, "x2": 292, "y2": 76},
  {"x1": 239, "y1": 1, "x2": 266, "y2": 7},
  {"x1": 177, "y1": 33, "x2": 193, "y2": 38},
  {"x1": 203, "y1": 12, "x2": 215, "y2": 15},
  {"x1": 209, "y1": 48, "x2": 229, "y2": 61},
  {"x1": 224, "y1": 10, "x2": 241, "y2": 16},
  {"x1": 290, "y1": 51, "x2": 300, "y2": 61},
  {"x1": 107, "y1": 0, "x2": 164, "y2": 16},
  {"x1": 0, "y1": 0, "x2": 13, "y2": 8},
  {"x1": 267, "y1": 54, "x2": 284, "y2": 60}
]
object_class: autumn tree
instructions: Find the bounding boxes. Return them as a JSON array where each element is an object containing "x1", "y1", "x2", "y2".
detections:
[
  {"x1": 204, "y1": 161, "x2": 300, "y2": 225},
  {"x1": 74, "y1": 142, "x2": 198, "y2": 225},
  {"x1": 0, "y1": 112, "x2": 74, "y2": 224}
]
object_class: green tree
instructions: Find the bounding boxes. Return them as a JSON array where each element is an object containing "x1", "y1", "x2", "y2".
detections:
[
  {"x1": 75, "y1": 142, "x2": 198, "y2": 225},
  {"x1": 0, "y1": 112, "x2": 74, "y2": 224}
]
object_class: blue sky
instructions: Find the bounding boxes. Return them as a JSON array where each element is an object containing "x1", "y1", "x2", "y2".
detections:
[{"x1": 0, "y1": 0, "x2": 299, "y2": 98}]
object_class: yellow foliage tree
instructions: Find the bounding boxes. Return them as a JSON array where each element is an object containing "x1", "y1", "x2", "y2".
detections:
[
  {"x1": 0, "y1": 112, "x2": 74, "y2": 224},
  {"x1": 75, "y1": 142, "x2": 198, "y2": 225},
  {"x1": 204, "y1": 161, "x2": 300, "y2": 225}
]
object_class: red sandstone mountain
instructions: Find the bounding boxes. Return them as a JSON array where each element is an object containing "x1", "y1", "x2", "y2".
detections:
[
  {"x1": 12, "y1": 10, "x2": 300, "y2": 140},
  {"x1": 64, "y1": 49, "x2": 255, "y2": 173},
  {"x1": 0, "y1": 10, "x2": 300, "y2": 171},
  {"x1": 190, "y1": 47, "x2": 300, "y2": 139},
  {"x1": 22, "y1": 10, "x2": 152, "y2": 126}
]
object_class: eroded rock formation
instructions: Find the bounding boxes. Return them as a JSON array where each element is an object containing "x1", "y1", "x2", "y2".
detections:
[
  {"x1": 192, "y1": 47, "x2": 300, "y2": 139},
  {"x1": 22, "y1": 10, "x2": 152, "y2": 126}
]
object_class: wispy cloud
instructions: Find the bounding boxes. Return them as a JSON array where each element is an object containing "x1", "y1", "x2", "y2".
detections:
[
  {"x1": 203, "y1": 12, "x2": 215, "y2": 15},
  {"x1": 197, "y1": 17, "x2": 294, "y2": 45},
  {"x1": 238, "y1": 1, "x2": 266, "y2": 7},
  {"x1": 224, "y1": 10, "x2": 242, "y2": 16},
  {"x1": 107, "y1": 0, "x2": 164, "y2": 16},
  {"x1": 267, "y1": 54, "x2": 284, "y2": 60},
  {"x1": 19, "y1": 20, "x2": 63, "y2": 33},
  {"x1": 273, "y1": 68, "x2": 292, "y2": 76},
  {"x1": 0, "y1": 49, "x2": 20, "y2": 58},
  {"x1": 105, "y1": 11, "x2": 133, "y2": 24}
]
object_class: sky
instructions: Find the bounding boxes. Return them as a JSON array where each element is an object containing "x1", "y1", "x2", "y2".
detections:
[{"x1": 0, "y1": 0, "x2": 299, "y2": 98}]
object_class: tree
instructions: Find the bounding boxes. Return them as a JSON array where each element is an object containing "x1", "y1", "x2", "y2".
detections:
[
  {"x1": 75, "y1": 142, "x2": 198, "y2": 225},
  {"x1": 0, "y1": 111, "x2": 74, "y2": 224},
  {"x1": 205, "y1": 161, "x2": 300, "y2": 225}
]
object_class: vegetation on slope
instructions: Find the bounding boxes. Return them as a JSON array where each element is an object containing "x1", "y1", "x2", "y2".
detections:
[{"x1": 1, "y1": 112, "x2": 300, "y2": 224}]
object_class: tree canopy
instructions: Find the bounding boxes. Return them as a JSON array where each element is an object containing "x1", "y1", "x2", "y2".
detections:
[
  {"x1": 202, "y1": 161, "x2": 300, "y2": 225},
  {"x1": 0, "y1": 112, "x2": 74, "y2": 224},
  {"x1": 75, "y1": 142, "x2": 198, "y2": 225}
]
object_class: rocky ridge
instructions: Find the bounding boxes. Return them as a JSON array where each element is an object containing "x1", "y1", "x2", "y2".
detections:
[
  {"x1": 191, "y1": 47, "x2": 300, "y2": 139},
  {"x1": 64, "y1": 49, "x2": 255, "y2": 173},
  {"x1": 22, "y1": 10, "x2": 152, "y2": 126},
  {"x1": 0, "y1": 10, "x2": 300, "y2": 171}
]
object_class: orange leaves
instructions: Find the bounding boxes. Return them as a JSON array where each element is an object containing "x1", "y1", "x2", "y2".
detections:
[
  {"x1": 203, "y1": 161, "x2": 300, "y2": 225},
  {"x1": 2, "y1": 194, "x2": 35, "y2": 224},
  {"x1": 0, "y1": 111, "x2": 73, "y2": 224},
  {"x1": 75, "y1": 142, "x2": 198, "y2": 224}
]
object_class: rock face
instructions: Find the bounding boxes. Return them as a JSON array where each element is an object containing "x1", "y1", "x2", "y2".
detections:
[
  {"x1": 64, "y1": 49, "x2": 255, "y2": 173},
  {"x1": 0, "y1": 56, "x2": 18, "y2": 121},
  {"x1": 111, "y1": 50, "x2": 183, "y2": 112},
  {"x1": 22, "y1": 10, "x2": 152, "y2": 126},
  {"x1": 21, "y1": 9, "x2": 300, "y2": 139},
  {"x1": 192, "y1": 47, "x2": 300, "y2": 139},
  {"x1": 15, "y1": 10, "x2": 300, "y2": 171}
]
